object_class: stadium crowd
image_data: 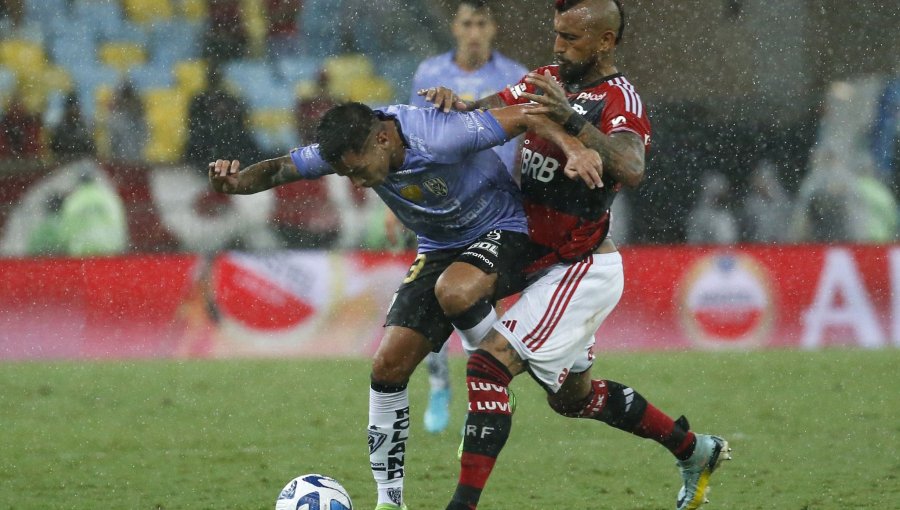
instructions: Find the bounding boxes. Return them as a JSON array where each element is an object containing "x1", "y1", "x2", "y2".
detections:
[{"x1": 0, "y1": 0, "x2": 898, "y2": 256}]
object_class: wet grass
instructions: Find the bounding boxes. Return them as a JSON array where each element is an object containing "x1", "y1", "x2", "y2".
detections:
[{"x1": 1, "y1": 349, "x2": 898, "y2": 509}]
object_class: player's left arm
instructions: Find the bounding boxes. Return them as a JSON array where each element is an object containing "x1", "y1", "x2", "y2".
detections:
[
  {"x1": 520, "y1": 71, "x2": 646, "y2": 188},
  {"x1": 209, "y1": 155, "x2": 301, "y2": 194},
  {"x1": 489, "y1": 105, "x2": 604, "y2": 189}
]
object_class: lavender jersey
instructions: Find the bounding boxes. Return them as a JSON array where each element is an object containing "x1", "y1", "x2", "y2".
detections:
[
  {"x1": 410, "y1": 51, "x2": 528, "y2": 173},
  {"x1": 289, "y1": 105, "x2": 527, "y2": 252}
]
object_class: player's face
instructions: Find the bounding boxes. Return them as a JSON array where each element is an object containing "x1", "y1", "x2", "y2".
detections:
[
  {"x1": 452, "y1": 6, "x2": 496, "y2": 58},
  {"x1": 334, "y1": 131, "x2": 391, "y2": 188},
  {"x1": 552, "y1": 8, "x2": 611, "y2": 84}
]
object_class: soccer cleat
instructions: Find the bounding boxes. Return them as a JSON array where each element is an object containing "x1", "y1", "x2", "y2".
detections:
[
  {"x1": 423, "y1": 387, "x2": 451, "y2": 434},
  {"x1": 457, "y1": 386, "x2": 517, "y2": 459},
  {"x1": 374, "y1": 504, "x2": 408, "y2": 510},
  {"x1": 675, "y1": 434, "x2": 732, "y2": 510}
]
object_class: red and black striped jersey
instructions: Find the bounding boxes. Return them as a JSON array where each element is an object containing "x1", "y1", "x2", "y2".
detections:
[{"x1": 498, "y1": 65, "x2": 651, "y2": 271}]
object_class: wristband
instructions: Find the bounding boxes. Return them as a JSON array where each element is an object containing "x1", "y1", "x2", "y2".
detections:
[{"x1": 563, "y1": 111, "x2": 587, "y2": 135}]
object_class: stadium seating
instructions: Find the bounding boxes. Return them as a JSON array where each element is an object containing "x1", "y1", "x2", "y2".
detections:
[
  {"x1": 98, "y1": 42, "x2": 147, "y2": 73},
  {"x1": 5, "y1": 0, "x2": 417, "y2": 159},
  {"x1": 0, "y1": 39, "x2": 47, "y2": 79},
  {"x1": 123, "y1": 0, "x2": 175, "y2": 25},
  {"x1": 173, "y1": 59, "x2": 208, "y2": 97},
  {"x1": 143, "y1": 88, "x2": 189, "y2": 163},
  {"x1": 250, "y1": 109, "x2": 299, "y2": 153}
]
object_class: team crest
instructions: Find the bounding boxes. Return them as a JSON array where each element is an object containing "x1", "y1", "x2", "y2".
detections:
[
  {"x1": 368, "y1": 428, "x2": 388, "y2": 454},
  {"x1": 399, "y1": 185, "x2": 424, "y2": 202},
  {"x1": 423, "y1": 178, "x2": 449, "y2": 197}
]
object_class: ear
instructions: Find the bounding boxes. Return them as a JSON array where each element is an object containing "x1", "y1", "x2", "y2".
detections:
[
  {"x1": 600, "y1": 29, "x2": 617, "y2": 51},
  {"x1": 373, "y1": 126, "x2": 392, "y2": 150}
]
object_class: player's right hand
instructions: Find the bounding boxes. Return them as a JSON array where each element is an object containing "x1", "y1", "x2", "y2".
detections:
[
  {"x1": 208, "y1": 159, "x2": 241, "y2": 194},
  {"x1": 417, "y1": 87, "x2": 473, "y2": 112},
  {"x1": 563, "y1": 148, "x2": 604, "y2": 190}
]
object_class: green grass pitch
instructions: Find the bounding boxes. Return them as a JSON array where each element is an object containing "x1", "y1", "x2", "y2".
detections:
[{"x1": 1, "y1": 349, "x2": 898, "y2": 509}]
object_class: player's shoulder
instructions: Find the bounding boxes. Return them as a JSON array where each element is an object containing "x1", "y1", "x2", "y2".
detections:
[
  {"x1": 491, "y1": 51, "x2": 528, "y2": 75},
  {"x1": 600, "y1": 74, "x2": 646, "y2": 115},
  {"x1": 414, "y1": 51, "x2": 454, "y2": 76}
]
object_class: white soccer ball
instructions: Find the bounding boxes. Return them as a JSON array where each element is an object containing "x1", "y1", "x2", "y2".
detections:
[{"x1": 275, "y1": 474, "x2": 353, "y2": 510}]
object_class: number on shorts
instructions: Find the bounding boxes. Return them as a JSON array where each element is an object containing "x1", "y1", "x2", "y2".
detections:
[{"x1": 403, "y1": 254, "x2": 427, "y2": 284}]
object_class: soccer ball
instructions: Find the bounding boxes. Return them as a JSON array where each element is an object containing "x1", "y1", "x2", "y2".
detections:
[{"x1": 275, "y1": 474, "x2": 353, "y2": 510}]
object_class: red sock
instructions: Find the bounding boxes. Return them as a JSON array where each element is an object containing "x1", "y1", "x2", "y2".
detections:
[{"x1": 448, "y1": 350, "x2": 513, "y2": 510}]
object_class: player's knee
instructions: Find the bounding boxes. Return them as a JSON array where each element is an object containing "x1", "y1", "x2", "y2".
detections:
[
  {"x1": 434, "y1": 279, "x2": 478, "y2": 317},
  {"x1": 547, "y1": 394, "x2": 584, "y2": 418},
  {"x1": 370, "y1": 351, "x2": 414, "y2": 385}
]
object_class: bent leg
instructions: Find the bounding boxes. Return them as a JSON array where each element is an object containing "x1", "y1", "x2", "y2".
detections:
[{"x1": 548, "y1": 369, "x2": 697, "y2": 460}]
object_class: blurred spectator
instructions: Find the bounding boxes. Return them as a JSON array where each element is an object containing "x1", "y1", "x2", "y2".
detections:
[
  {"x1": 409, "y1": 0, "x2": 528, "y2": 175},
  {"x1": 790, "y1": 150, "x2": 858, "y2": 243},
  {"x1": 301, "y1": 0, "x2": 443, "y2": 58},
  {"x1": 26, "y1": 193, "x2": 66, "y2": 256},
  {"x1": 50, "y1": 92, "x2": 95, "y2": 162},
  {"x1": 0, "y1": 91, "x2": 44, "y2": 159},
  {"x1": 184, "y1": 65, "x2": 261, "y2": 168},
  {"x1": 741, "y1": 159, "x2": 792, "y2": 243},
  {"x1": 856, "y1": 164, "x2": 898, "y2": 243},
  {"x1": 295, "y1": 69, "x2": 337, "y2": 145},
  {"x1": 201, "y1": 0, "x2": 249, "y2": 64},
  {"x1": 58, "y1": 172, "x2": 129, "y2": 257},
  {"x1": 107, "y1": 79, "x2": 148, "y2": 163},
  {"x1": 0, "y1": 0, "x2": 43, "y2": 43},
  {"x1": 264, "y1": 0, "x2": 302, "y2": 60},
  {"x1": 686, "y1": 171, "x2": 739, "y2": 244}
]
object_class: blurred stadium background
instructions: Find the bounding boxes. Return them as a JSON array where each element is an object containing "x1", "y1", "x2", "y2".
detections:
[{"x1": 1, "y1": 1, "x2": 899, "y2": 508}]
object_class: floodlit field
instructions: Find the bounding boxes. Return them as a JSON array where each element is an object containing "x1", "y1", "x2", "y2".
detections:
[{"x1": 2, "y1": 349, "x2": 898, "y2": 509}]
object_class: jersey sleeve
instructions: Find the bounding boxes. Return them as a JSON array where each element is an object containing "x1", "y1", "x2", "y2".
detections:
[
  {"x1": 599, "y1": 82, "x2": 652, "y2": 148},
  {"x1": 288, "y1": 144, "x2": 334, "y2": 179},
  {"x1": 413, "y1": 108, "x2": 510, "y2": 164},
  {"x1": 497, "y1": 65, "x2": 554, "y2": 106}
]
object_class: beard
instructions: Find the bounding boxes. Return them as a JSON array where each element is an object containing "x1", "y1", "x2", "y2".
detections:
[{"x1": 555, "y1": 56, "x2": 594, "y2": 85}]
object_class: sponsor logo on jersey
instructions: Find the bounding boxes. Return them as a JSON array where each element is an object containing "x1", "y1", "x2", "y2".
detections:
[
  {"x1": 572, "y1": 104, "x2": 587, "y2": 115},
  {"x1": 678, "y1": 253, "x2": 774, "y2": 349},
  {"x1": 423, "y1": 177, "x2": 448, "y2": 197},
  {"x1": 399, "y1": 184, "x2": 424, "y2": 202},
  {"x1": 520, "y1": 148, "x2": 559, "y2": 183},
  {"x1": 509, "y1": 83, "x2": 528, "y2": 100},
  {"x1": 575, "y1": 91, "x2": 607, "y2": 102},
  {"x1": 611, "y1": 115, "x2": 627, "y2": 127}
]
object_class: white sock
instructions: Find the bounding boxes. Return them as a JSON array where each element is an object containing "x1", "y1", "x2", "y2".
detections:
[
  {"x1": 368, "y1": 386, "x2": 409, "y2": 507},
  {"x1": 454, "y1": 306, "x2": 498, "y2": 355}
]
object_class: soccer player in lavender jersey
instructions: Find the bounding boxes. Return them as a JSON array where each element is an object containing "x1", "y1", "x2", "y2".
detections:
[
  {"x1": 208, "y1": 101, "x2": 601, "y2": 510},
  {"x1": 409, "y1": 0, "x2": 529, "y2": 435},
  {"x1": 421, "y1": 1, "x2": 732, "y2": 509}
]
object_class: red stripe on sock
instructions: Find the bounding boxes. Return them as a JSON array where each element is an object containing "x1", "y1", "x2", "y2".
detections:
[{"x1": 458, "y1": 452, "x2": 497, "y2": 490}]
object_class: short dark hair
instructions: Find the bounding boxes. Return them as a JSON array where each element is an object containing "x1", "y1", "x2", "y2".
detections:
[
  {"x1": 316, "y1": 102, "x2": 379, "y2": 164},
  {"x1": 554, "y1": 0, "x2": 625, "y2": 44},
  {"x1": 459, "y1": 0, "x2": 491, "y2": 11}
]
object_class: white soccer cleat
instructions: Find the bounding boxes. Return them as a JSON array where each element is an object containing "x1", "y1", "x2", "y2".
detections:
[{"x1": 675, "y1": 434, "x2": 732, "y2": 510}]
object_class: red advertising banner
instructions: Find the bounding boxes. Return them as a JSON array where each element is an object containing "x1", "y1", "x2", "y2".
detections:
[{"x1": 0, "y1": 245, "x2": 896, "y2": 360}]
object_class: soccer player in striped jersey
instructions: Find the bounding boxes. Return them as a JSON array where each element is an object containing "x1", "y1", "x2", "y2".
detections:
[
  {"x1": 208, "y1": 101, "x2": 602, "y2": 510},
  {"x1": 409, "y1": 0, "x2": 529, "y2": 435},
  {"x1": 420, "y1": 1, "x2": 732, "y2": 509}
]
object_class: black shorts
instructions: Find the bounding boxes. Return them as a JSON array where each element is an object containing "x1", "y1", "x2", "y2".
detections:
[{"x1": 384, "y1": 230, "x2": 529, "y2": 351}]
